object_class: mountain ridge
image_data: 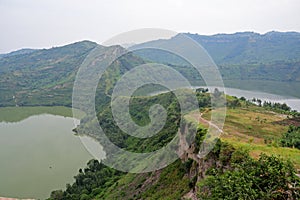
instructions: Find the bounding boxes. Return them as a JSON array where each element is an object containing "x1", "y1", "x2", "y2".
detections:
[
  {"x1": 1, "y1": 31, "x2": 300, "y2": 107},
  {"x1": 2, "y1": 31, "x2": 299, "y2": 56}
]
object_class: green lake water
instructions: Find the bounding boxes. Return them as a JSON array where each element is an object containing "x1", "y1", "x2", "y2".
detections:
[{"x1": 0, "y1": 107, "x2": 93, "y2": 199}]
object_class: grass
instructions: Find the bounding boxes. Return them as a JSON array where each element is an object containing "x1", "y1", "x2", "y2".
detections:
[
  {"x1": 187, "y1": 105, "x2": 300, "y2": 168},
  {"x1": 202, "y1": 106, "x2": 288, "y2": 141},
  {"x1": 223, "y1": 138, "x2": 300, "y2": 168},
  {"x1": 99, "y1": 160, "x2": 191, "y2": 200}
]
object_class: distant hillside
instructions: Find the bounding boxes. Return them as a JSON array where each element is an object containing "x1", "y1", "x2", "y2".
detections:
[
  {"x1": 0, "y1": 41, "x2": 98, "y2": 106},
  {"x1": 133, "y1": 31, "x2": 300, "y2": 97},
  {"x1": 1, "y1": 31, "x2": 300, "y2": 107},
  {"x1": 134, "y1": 31, "x2": 300, "y2": 66},
  {"x1": 0, "y1": 48, "x2": 38, "y2": 58},
  {"x1": 187, "y1": 31, "x2": 300, "y2": 65},
  {"x1": 0, "y1": 41, "x2": 149, "y2": 107}
]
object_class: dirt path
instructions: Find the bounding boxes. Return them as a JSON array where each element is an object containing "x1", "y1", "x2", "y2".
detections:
[{"x1": 187, "y1": 111, "x2": 264, "y2": 144}]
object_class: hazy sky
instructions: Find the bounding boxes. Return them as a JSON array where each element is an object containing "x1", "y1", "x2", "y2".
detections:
[{"x1": 1, "y1": 0, "x2": 299, "y2": 53}]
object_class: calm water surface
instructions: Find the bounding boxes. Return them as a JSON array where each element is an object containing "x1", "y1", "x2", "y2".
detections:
[
  {"x1": 0, "y1": 113, "x2": 93, "y2": 199},
  {"x1": 213, "y1": 87, "x2": 300, "y2": 111},
  {"x1": 151, "y1": 86, "x2": 300, "y2": 111},
  {"x1": 1, "y1": 85, "x2": 300, "y2": 199}
]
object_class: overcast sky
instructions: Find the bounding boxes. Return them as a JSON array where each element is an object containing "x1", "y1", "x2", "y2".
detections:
[{"x1": 0, "y1": 0, "x2": 299, "y2": 53}]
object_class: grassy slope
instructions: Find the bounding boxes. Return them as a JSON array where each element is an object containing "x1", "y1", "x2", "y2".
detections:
[
  {"x1": 80, "y1": 99, "x2": 300, "y2": 199},
  {"x1": 48, "y1": 91, "x2": 300, "y2": 199},
  {"x1": 195, "y1": 102, "x2": 300, "y2": 168},
  {"x1": 97, "y1": 160, "x2": 191, "y2": 200},
  {"x1": 0, "y1": 41, "x2": 97, "y2": 107}
]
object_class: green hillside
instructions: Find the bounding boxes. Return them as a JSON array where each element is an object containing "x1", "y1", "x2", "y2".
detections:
[
  {"x1": 49, "y1": 90, "x2": 300, "y2": 200},
  {"x1": 45, "y1": 45, "x2": 300, "y2": 198},
  {"x1": 0, "y1": 41, "x2": 97, "y2": 106},
  {"x1": 0, "y1": 35, "x2": 299, "y2": 199},
  {"x1": 133, "y1": 31, "x2": 300, "y2": 97},
  {"x1": 187, "y1": 31, "x2": 300, "y2": 65},
  {"x1": 1, "y1": 31, "x2": 300, "y2": 107}
]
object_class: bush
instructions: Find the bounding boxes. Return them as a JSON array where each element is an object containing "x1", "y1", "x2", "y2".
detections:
[
  {"x1": 281, "y1": 125, "x2": 300, "y2": 149},
  {"x1": 198, "y1": 153, "x2": 300, "y2": 200}
]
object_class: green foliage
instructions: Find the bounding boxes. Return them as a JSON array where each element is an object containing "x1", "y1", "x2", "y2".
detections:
[
  {"x1": 93, "y1": 92, "x2": 181, "y2": 153},
  {"x1": 199, "y1": 153, "x2": 300, "y2": 200},
  {"x1": 281, "y1": 125, "x2": 300, "y2": 149},
  {"x1": 262, "y1": 100, "x2": 292, "y2": 113},
  {"x1": 5, "y1": 35, "x2": 297, "y2": 199},
  {"x1": 218, "y1": 142, "x2": 236, "y2": 165},
  {"x1": 194, "y1": 125, "x2": 207, "y2": 153},
  {"x1": 227, "y1": 96, "x2": 242, "y2": 108},
  {"x1": 50, "y1": 190, "x2": 64, "y2": 200},
  {"x1": 2, "y1": 31, "x2": 300, "y2": 107},
  {"x1": 134, "y1": 32, "x2": 300, "y2": 97},
  {"x1": 48, "y1": 159, "x2": 125, "y2": 200},
  {"x1": 189, "y1": 32, "x2": 300, "y2": 65},
  {"x1": 0, "y1": 41, "x2": 97, "y2": 107},
  {"x1": 230, "y1": 148, "x2": 251, "y2": 166},
  {"x1": 201, "y1": 171, "x2": 259, "y2": 199}
]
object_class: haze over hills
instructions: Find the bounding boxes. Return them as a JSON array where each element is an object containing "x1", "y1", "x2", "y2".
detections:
[
  {"x1": 0, "y1": 31, "x2": 300, "y2": 107},
  {"x1": 0, "y1": 48, "x2": 38, "y2": 58},
  {"x1": 0, "y1": 41, "x2": 98, "y2": 106},
  {"x1": 134, "y1": 31, "x2": 300, "y2": 81},
  {"x1": 46, "y1": 31, "x2": 300, "y2": 200},
  {"x1": 0, "y1": 31, "x2": 300, "y2": 200},
  {"x1": 132, "y1": 31, "x2": 300, "y2": 97},
  {"x1": 188, "y1": 31, "x2": 300, "y2": 64}
]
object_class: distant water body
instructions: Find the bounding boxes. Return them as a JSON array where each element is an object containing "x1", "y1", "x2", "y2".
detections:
[
  {"x1": 150, "y1": 87, "x2": 300, "y2": 111},
  {"x1": 207, "y1": 87, "x2": 300, "y2": 111}
]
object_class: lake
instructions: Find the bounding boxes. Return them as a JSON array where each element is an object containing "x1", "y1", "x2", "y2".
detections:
[
  {"x1": 150, "y1": 86, "x2": 300, "y2": 111},
  {"x1": 205, "y1": 86, "x2": 300, "y2": 111},
  {"x1": 0, "y1": 86, "x2": 299, "y2": 199},
  {"x1": 0, "y1": 107, "x2": 94, "y2": 199}
]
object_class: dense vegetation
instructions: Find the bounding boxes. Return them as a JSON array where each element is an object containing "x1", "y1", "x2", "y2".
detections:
[
  {"x1": 187, "y1": 31, "x2": 300, "y2": 66},
  {"x1": 135, "y1": 31, "x2": 300, "y2": 82},
  {"x1": 0, "y1": 41, "x2": 97, "y2": 107},
  {"x1": 281, "y1": 126, "x2": 300, "y2": 149},
  {"x1": 1, "y1": 32, "x2": 300, "y2": 199},
  {"x1": 133, "y1": 31, "x2": 300, "y2": 97},
  {"x1": 50, "y1": 129, "x2": 300, "y2": 200},
  {"x1": 1, "y1": 31, "x2": 300, "y2": 108},
  {"x1": 49, "y1": 160, "x2": 124, "y2": 200},
  {"x1": 199, "y1": 150, "x2": 300, "y2": 199},
  {"x1": 48, "y1": 86, "x2": 300, "y2": 199}
]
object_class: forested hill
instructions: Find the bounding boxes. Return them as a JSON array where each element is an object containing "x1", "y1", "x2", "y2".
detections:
[
  {"x1": 133, "y1": 31, "x2": 300, "y2": 83},
  {"x1": 1, "y1": 31, "x2": 300, "y2": 107},
  {"x1": 0, "y1": 41, "x2": 98, "y2": 106},
  {"x1": 0, "y1": 48, "x2": 37, "y2": 58},
  {"x1": 186, "y1": 31, "x2": 300, "y2": 65}
]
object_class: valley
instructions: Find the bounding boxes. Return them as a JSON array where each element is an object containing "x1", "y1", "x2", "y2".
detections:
[{"x1": 0, "y1": 31, "x2": 299, "y2": 199}]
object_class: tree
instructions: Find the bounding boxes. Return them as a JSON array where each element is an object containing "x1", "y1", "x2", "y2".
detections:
[
  {"x1": 239, "y1": 96, "x2": 246, "y2": 101},
  {"x1": 198, "y1": 153, "x2": 300, "y2": 200},
  {"x1": 257, "y1": 99, "x2": 262, "y2": 106},
  {"x1": 50, "y1": 190, "x2": 64, "y2": 200},
  {"x1": 194, "y1": 125, "x2": 207, "y2": 153},
  {"x1": 281, "y1": 125, "x2": 300, "y2": 149}
]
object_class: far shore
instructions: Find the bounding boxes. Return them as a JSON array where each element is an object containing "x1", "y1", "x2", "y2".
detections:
[{"x1": 0, "y1": 197, "x2": 34, "y2": 200}]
